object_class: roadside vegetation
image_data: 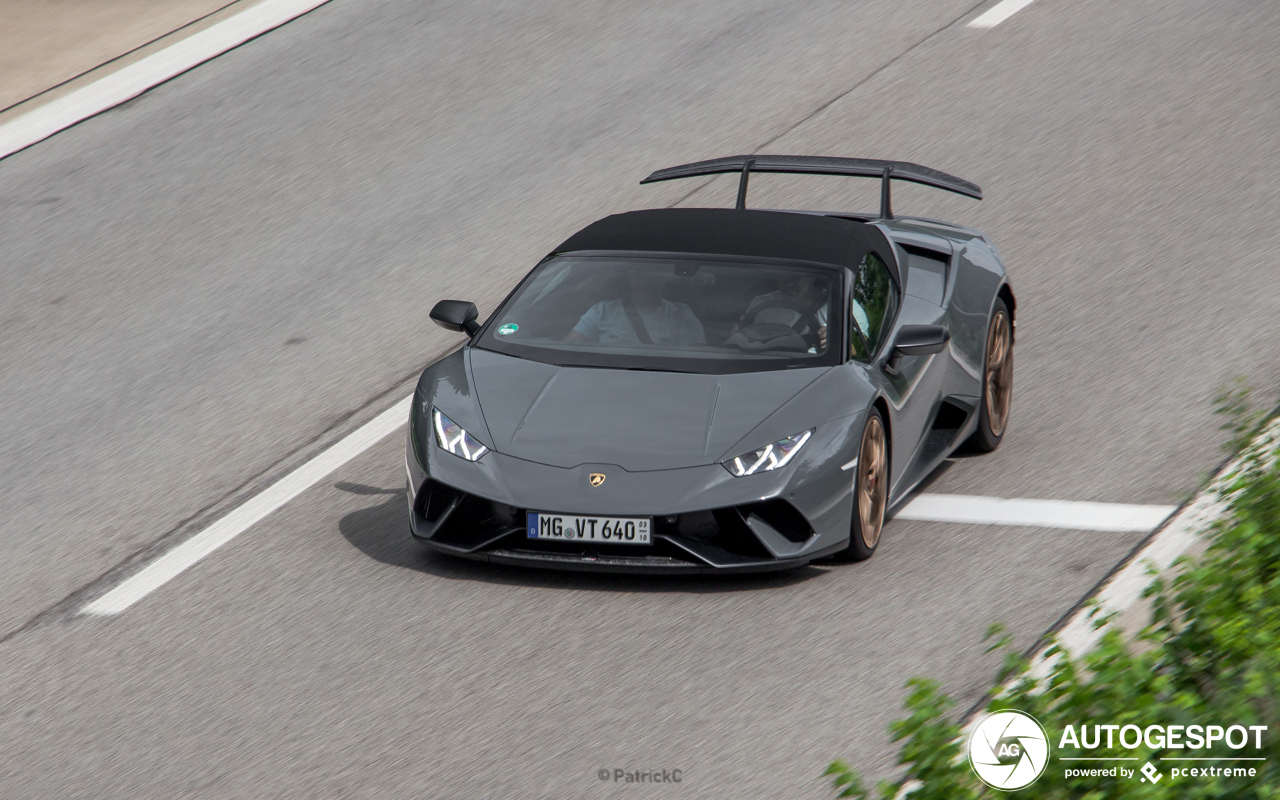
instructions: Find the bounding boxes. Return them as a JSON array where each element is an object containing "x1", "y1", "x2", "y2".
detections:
[{"x1": 826, "y1": 384, "x2": 1280, "y2": 799}]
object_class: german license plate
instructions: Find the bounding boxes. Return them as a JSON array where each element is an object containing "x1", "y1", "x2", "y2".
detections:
[{"x1": 527, "y1": 512, "x2": 651, "y2": 545}]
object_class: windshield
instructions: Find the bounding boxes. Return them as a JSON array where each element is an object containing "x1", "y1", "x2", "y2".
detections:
[{"x1": 475, "y1": 254, "x2": 844, "y2": 374}]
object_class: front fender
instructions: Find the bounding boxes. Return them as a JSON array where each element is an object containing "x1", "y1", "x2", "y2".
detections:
[
  {"x1": 412, "y1": 347, "x2": 491, "y2": 450},
  {"x1": 720, "y1": 362, "x2": 879, "y2": 462}
]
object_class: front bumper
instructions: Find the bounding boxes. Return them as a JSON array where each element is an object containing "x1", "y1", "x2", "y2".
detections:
[
  {"x1": 409, "y1": 478, "x2": 845, "y2": 573},
  {"x1": 406, "y1": 434, "x2": 856, "y2": 574}
]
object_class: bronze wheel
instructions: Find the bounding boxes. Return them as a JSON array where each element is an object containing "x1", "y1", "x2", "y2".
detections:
[
  {"x1": 840, "y1": 408, "x2": 888, "y2": 561},
  {"x1": 968, "y1": 298, "x2": 1014, "y2": 453},
  {"x1": 984, "y1": 310, "x2": 1013, "y2": 436}
]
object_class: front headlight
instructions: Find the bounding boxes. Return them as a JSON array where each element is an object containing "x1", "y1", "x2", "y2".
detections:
[
  {"x1": 722, "y1": 429, "x2": 813, "y2": 476},
  {"x1": 432, "y1": 408, "x2": 489, "y2": 461}
]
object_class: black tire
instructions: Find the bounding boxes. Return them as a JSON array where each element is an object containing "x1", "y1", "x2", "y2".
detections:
[
  {"x1": 966, "y1": 298, "x2": 1014, "y2": 453},
  {"x1": 837, "y1": 407, "x2": 889, "y2": 561}
]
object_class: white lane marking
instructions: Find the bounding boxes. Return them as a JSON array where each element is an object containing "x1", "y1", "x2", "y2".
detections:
[
  {"x1": 81, "y1": 395, "x2": 412, "y2": 616},
  {"x1": 895, "y1": 494, "x2": 1175, "y2": 532},
  {"x1": 967, "y1": 0, "x2": 1039, "y2": 28},
  {"x1": 0, "y1": 0, "x2": 333, "y2": 161},
  {"x1": 840, "y1": 458, "x2": 858, "y2": 471}
]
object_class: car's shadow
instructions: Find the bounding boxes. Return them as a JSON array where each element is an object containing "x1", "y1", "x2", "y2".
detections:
[{"x1": 334, "y1": 482, "x2": 826, "y2": 593}]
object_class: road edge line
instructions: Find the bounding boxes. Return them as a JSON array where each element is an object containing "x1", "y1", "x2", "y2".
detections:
[{"x1": 0, "y1": 0, "x2": 333, "y2": 162}]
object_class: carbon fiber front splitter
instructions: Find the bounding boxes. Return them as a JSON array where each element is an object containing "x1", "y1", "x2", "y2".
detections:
[{"x1": 413, "y1": 535, "x2": 819, "y2": 575}]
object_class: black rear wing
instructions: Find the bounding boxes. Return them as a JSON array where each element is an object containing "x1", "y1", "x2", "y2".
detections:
[{"x1": 640, "y1": 155, "x2": 981, "y2": 219}]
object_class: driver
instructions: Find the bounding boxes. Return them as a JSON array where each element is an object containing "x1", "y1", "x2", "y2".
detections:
[
  {"x1": 564, "y1": 267, "x2": 705, "y2": 346},
  {"x1": 737, "y1": 273, "x2": 829, "y2": 349}
]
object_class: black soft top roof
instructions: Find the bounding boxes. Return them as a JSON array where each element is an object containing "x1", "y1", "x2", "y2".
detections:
[{"x1": 554, "y1": 208, "x2": 897, "y2": 283}]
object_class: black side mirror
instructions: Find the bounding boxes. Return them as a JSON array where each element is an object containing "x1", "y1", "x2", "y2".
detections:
[
  {"x1": 430, "y1": 300, "x2": 481, "y2": 336},
  {"x1": 885, "y1": 325, "x2": 950, "y2": 374}
]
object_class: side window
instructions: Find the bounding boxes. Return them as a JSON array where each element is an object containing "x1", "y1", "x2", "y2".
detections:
[{"x1": 849, "y1": 252, "x2": 899, "y2": 361}]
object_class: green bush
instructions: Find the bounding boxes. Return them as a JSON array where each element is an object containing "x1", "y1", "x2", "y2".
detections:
[{"x1": 827, "y1": 427, "x2": 1280, "y2": 799}]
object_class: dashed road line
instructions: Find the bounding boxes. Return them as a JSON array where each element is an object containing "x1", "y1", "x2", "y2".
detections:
[
  {"x1": 968, "y1": 0, "x2": 1041, "y2": 29},
  {"x1": 895, "y1": 494, "x2": 1175, "y2": 532}
]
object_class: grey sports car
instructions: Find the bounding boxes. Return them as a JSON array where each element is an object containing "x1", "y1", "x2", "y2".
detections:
[{"x1": 406, "y1": 155, "x2": 1014, "y2": 573}]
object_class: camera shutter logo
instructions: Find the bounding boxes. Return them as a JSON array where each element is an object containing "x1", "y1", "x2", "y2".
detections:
[{"x1": 968, "y1": 710, "x2": 1050, "y2": 791}]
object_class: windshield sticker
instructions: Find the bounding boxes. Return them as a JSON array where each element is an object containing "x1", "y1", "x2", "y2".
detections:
[{"x1": 497, "y1": 323, "x2": 519, "y2": 336}]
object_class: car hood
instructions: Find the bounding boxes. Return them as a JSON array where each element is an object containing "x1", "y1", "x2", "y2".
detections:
[{"x1": 468, "y1": 348, "x2": 827, "y2": 471}]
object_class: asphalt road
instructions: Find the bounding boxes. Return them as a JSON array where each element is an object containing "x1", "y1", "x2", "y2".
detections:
[{"x1": 3, "y1": 0, "x2": 1280, "y2": 797}]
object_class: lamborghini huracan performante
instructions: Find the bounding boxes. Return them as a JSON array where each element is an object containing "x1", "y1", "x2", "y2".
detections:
[{"x1": 407, "y1": 156, "x2": 1015, "y2": 573}]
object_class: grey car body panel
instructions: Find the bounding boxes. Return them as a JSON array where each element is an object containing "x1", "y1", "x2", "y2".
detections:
[
  {"x1": 416, "y1": 348, "x2": 493, "y2": 445},
  {"x1": 869, "y1": 217, "x2": 1011, "y2": 503},
  {"x1": 868, "y1": 293, "x2": 948, "y2": 492},
  {"x1": 719, "y1": 362, "x2": 875, "y2": 462},
  {"x1": 468, "y1": 348, "x2": 827, "y2": 470},
  {"x1": 408, "y1": 206, "x2": 1012, "y2": 572},
  {"x1": 408, "y1": 381, "x2": 861, "y2": 568}
]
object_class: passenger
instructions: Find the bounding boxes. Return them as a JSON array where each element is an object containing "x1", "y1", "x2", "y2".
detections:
[
  {"x1": 564, "y1": 267, "x2": 705, "y2": 346},
  {"x1": 738, "y1": 273, "x2": 830, "y2": 349}
]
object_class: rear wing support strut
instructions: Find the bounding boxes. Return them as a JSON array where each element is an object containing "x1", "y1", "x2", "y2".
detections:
[
  {"x1": 735, "y1": 159, "x2": 755, "y2": 210},
  {"x1": 879, "y1": 165, "x2": 893, "y2": 220}
]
